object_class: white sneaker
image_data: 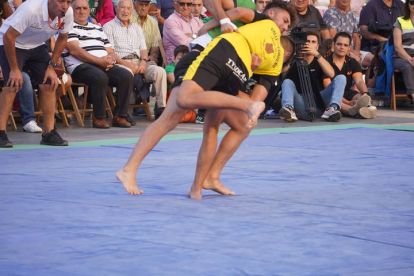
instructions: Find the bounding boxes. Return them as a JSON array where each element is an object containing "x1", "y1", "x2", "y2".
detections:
[
  {"x1": 348, "y1": 95, "x2": 371, "y2": 117},
  {"x1": 359, "y1": 105, "x2": 377, "y2": 119},
  {"x1": 23, "y1": 120, "x2": 43, "y2": 133}
]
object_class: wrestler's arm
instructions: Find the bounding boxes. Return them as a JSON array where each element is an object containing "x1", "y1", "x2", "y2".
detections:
[{"x1": 198, "y1": 8, "x2": 258, "y2": 36}]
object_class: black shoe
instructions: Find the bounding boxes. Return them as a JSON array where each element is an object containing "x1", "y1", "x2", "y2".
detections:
[
  {"x1": 132, "y1": 107, "x2": 146, "y2": 116},
  {"x1": 126, "y1": 114, "x2": 136, "y2": 126},
  {"x1": 0, "y1": 130, "x2": 13, "y2": 148},
  {"x1": 40, "y1": 129, "x2": 68, "y2": 146},
  {"x1": 195, "y1": 114, "x2": 204, "y2": 124}
]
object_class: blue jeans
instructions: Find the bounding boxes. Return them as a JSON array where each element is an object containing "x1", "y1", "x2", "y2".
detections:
[
  {"x1": 17, "y1": 72, "x2": 36, "y2": 126},
  {"x1": 281, "y1": 75, "x2": 346, "y2": 120}
]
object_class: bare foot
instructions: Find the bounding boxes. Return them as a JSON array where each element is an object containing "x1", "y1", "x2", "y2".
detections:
[
  {"x1": 187, "y1": 190, "x2": 202, "y2": 199},
  {"x1": 202, "y1": 177, "x2": 235, "y2": 196},
  {"x1": 116, "y1": 168, "x2": 143, "y2": 195},
  {"x1": 246, "y1": 101, "x2": 265, "y2": 128}
]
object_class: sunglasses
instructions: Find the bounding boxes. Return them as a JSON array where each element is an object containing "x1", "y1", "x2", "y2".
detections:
[{"x1": 175, "y1": 1, "x2": 192, "y2": 7}]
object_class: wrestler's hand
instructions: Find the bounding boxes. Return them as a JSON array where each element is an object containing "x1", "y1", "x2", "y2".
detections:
[
  {"x1": 251, "y1": 54, "x2": 262, "y2": 72},
  {"x1": 43, "y1": 66, "x2": 59, "y2": 91},
  {"x1": 220, "y1": 22, "x2": 238, "y2": 34},
  {"x1": 7, "y1": 69, "x2": 23, "y2": 92}
]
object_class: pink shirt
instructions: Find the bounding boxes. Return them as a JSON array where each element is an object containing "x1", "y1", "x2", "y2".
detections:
[
  {"x1": 163, "y1": 11, "x2": 203, "y2": 63},
  {"x1": 96, "y1": 0, "x2": 115, "y2": 26}
]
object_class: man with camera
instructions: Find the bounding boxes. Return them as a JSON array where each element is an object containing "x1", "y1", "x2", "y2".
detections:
[{"x1": 279, "y1": 31, "x2": 346, "y2": 122}]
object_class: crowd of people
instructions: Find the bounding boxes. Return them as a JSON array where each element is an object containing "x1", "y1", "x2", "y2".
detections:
[{"x1": 0, "y1": 0, "x2": 412, "y2": 195}]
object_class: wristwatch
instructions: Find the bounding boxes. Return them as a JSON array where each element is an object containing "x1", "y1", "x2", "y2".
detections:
[
  {"x1": 48, "y1": 61, "x2": 58, "y2": 68},
  {"x1": 315, "y1": 54, "x2": 322, "y2": 60},
  {"x1": 140, "y1": 58, "x2": 148, "y2": 63},
  {"x1": 192, "y1": 33, "x2": 197, "y2": 39}
]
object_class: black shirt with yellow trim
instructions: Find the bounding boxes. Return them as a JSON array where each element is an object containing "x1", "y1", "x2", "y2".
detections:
[{"x1": 325, "y1": 54, "x2": 362, "y2": 93}]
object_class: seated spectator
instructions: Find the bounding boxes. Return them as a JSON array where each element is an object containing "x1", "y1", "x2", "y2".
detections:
[
  {"x1": 255, "y1": 0, "x2": 270, "y2": 13},
  {"x1": 325, "y1": 32, "x2": 377, "y2": 118},
  {"x1": 318, "y1": 38, "x2": 333, "y2": 57},
  {"x1": 310, "y1": 0, "x2": 334, "y2": 17},
  {"x1": 165, "y1": 45, "x2": 189, "y2": 90},
  {"x1": 64, "y1": 0, "x2": 134, "y2": 129},
  {"x1": 163, "y1": 0, "x2": 203, "y2": 63},
  {"x1": 16, "y1": 72, "x2": 43, "y2": 132},
  {"x1": 323, "y1": 0, "x2": 373, "y2": 68},
  {"x1": 88, "y1": 0, "x2": 115, "y2": 26},
  {"x1": 393, "y1": 0, "x2": 414, "y2": 101},
  {"x1": 367, "y1": 41, "x2": 386, "y2": 89},
  {"x1": 191, "y1": 0, "x2": 206, "y2": 20},
  {"x1": 131, "y1": 0, "x2": 162, "y2": 64},
  {"x1": 104, "y1": 0, "x2": 168, "y2": 118},
  {"x1": 291, "y1": 0, "x2": 330, "y2": 41},
  {"x1": 359, "y1": 0, "x2": 403, "y2": 54},
  {"x1": 149, "y1": 0, "x2": 175, "y2": 33},
  {"x1": 279, "y1": 31, "x2": 345, "y2": 122}
]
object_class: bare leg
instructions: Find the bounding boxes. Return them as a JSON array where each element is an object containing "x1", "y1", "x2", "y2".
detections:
[
  {"x1": 116, "y1": 88, "x2": 188, "y2": 195},
  {"x1": 188, "y1": 109, "x2": 224, "y2": 199},
  {"x1": 0, "y1": 87, "x2": 17, "y2": 130},
  {"x1": 38, "y1": 84, "x2": 56, "y2": 133},
  {"x1": 189, "y1": 86, "x2": 267, "y2": 199},
  {"x1": 176, "y1": 80, "x2": 265, "y2": 129}
]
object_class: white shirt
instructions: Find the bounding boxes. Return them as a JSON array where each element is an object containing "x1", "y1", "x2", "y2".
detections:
[
  {"x1": 103, "y1": 17, "x2": 147, "y2": 59},
  {"x1": 0, "y1": 0, "x2": 73, "y2": 49},
  {"x1": 63, "y1": 22, "x2": 111, "y2": 74}
]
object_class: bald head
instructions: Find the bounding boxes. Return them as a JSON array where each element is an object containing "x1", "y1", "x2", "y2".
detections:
[{"x1": 72, "y1": 0, "x2": 91, "y2": 25}]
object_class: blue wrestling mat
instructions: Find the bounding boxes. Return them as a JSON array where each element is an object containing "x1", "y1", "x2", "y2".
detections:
[{"x1": 1, "y1": 127, "x2": 414, "y2": 275}]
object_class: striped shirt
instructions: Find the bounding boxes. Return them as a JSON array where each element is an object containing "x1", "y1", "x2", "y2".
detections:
[
  {"x1": 63, "y1": 22, "x2": 111, "y2": 74},
  {"x1": 131, "y1": 11, "x2": 161, "y2": 51},
  {"x1": 103, "y1": 17, "x2": 147, "y2": 59}
]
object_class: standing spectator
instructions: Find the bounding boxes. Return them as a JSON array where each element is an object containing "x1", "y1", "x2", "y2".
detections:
[
  {"x1": 0, "y1": 0, "x2": 73, "y2": 148},
  {"x1": 64, "y1": 0, "x2": 134, "y2": 129},
  {"x1": 311, "y1": 0, "x2": 335, "y2": 17},
  {"x1": 191, "y1": 0, "x2": 205, "y2": 19},
  {"x1": 104, "y1": 0, "x2": 168, "y2": 118},
  {"x1": 359, "y1": 0, "x2": 403, "y2": 53},
  {"x1": 88, "y1": 0, "x2": 115, "y2": 26},
  {"x1": 131, "y1": 0, "x2": 162, "y2": 64},
  {"x1": 393, "y1": 0, "x2": 414, "y2": 101},
  {"x1": 255, "y1": 0, "x2": 270, "y2": 13},
  {"x1": 323, "y1": 0, "x2": 373, "y2": 67},
  {"x1": 163, "y1": 0, "x2": 203, "y2": 63},
  {"x1": 291, "y1": 0, "x2": 330, "y2": 41}
]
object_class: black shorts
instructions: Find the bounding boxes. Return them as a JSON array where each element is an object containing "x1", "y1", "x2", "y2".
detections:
[
  {"x1": 0, "y1": 44, "x2": 51, "y2": 87},
  {"x1": 183, "y1": 38, "x2": 249, "y2": 96},
  {"x1": 173, "y1": 42, "x2": 276, "y2": 95},
  {"x1": 343, "y1": 89, "x2": 359, "y2": 101}
]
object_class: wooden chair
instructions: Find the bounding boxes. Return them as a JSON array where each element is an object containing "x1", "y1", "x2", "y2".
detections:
[
  {"x1": 158, "y1": 39, "x2": 168, "y2": 68},
  {"x1": 390, "y1": 69, "x2": 410, "y2": 110}
]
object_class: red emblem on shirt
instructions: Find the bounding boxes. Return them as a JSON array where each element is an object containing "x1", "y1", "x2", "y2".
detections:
[{"x1": 265, "y1": 43, "x2": 274, "y2": 54}]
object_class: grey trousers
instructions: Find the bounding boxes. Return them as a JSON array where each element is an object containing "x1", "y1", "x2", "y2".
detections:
[{"x1": 393, "y1": 57, "x2": 414, "y2": 95}]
